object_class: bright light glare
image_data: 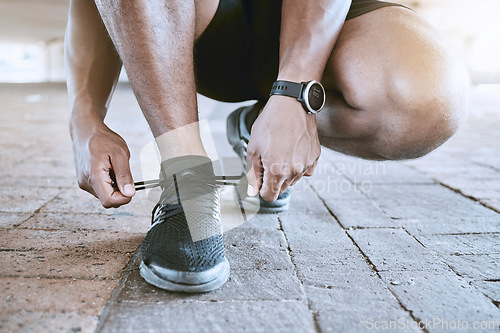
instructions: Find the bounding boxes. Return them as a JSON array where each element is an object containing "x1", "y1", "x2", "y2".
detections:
[
  {"x1": 0, "y1": 43, "x2": 44, "y2": 83},
  {"x1": 476, "y1": 84, "x2": 500, "y2": 97}
]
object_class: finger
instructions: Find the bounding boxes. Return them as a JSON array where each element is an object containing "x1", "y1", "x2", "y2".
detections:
[
  {"x1": 110, "y1": 151, "x2": 135, "y2": 197},
  {"x1": 304, "y1": 160, "x2": 318, "y2": 177},
  {"x1": 289, "y1": 169, "x2": 307, "y2": 187},
  {"x1": 278, "y1": 177, "x2": 294, "y2": 196},
  {"x1": 246, "y1": 155, "x2": 263, "y2": 197},
  {"x1": 91, "y1": 162, "x2": 132, "y2": 208},
  {"x1": 260, "y1": 168, "x2": 285, "y2": 202}
]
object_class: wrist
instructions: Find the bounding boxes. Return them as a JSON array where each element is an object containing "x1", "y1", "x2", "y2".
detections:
[
  {"x1": 69, "y1": 107, "x2": 106, "y2": 143},
  {"x1": 277, "y1": 54, "x2": 324, "y2": 83},
  {"x1": 277, "y1": 70, "x2": 322, "y2": 83},
  {"x1": 269, "y1": 80, "x2": 326, "y2": 114},
  {"x1": 266, "y1": 95, "x2": 317, "y2": 122}
]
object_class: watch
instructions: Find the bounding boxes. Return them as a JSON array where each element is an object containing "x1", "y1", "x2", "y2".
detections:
[{"x1": 269, "y1": 80, "x2": 326, "y2": 114}]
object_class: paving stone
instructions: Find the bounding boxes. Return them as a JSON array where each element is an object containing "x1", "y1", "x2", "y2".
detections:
[
  {"x1": 0, "y1": 229, "x2": 8, "y2": 241},
  {"x1": 408, "y1": 159, "x2": 499, "y2": 183},
  {"x1": 278, "y1": 190, "x2": 383, "y2": 285},
  {"x1": 304, "y1": 168, "x2": 368, "y2": 201},
  {"x1": 1, "y1": 229, "x2": 143, "y2": 253},
  {"x1": 102, "y1": 301, "x2": 315, "y2": 333},
  {"x1": 318, "y1": 195, "x2": 395, "y2": 228},
  {"x1": 471, "y1": 155, "x2": 500, "y2": 172},
  {"x1": 303, "y1": 271, "x2": 397, "y2": 311},
  {"x1": 118, "y1": 265, "x2": 304, "y2": 303},
  {"x1": 0, "y1": 311, "x2": 98, "y2": 333},
  {"x1": 0, "y1": 212, "x2": 32, "y2": 229},
  {"x1": 0, "y1": 277, "x2": 117, "y2": 316},
  {"x1": 482, "y1": 199, "x2": 500, "y2": 212},
  {"x1": 380, "y1": 270, "x2": 500, "y2": 330},
  {"x1": 20, "y1": 212, "x2": 150, "y2": 234},
  {"x1": 442, "y1": 180, "x2": 500, "y2": 200},
  {"x1": 0, "y1": 175, "x2": 74, "y2": 188},
  {"x1": 348, "y1": 228, "x2": 447, "y2": 271},
  {"x1": 399, "y1": 216, "x2": 500, "y2": 235},
  {"x1": 472, "y1": 281, "x2": 500, "y2": 303},
  {"x1": 364, "y1": 184, "x2": 498, "y2": 219},
  {"x1": 438, "y1": 254, "x2": 500, "y2": 280},
  {"x1": 316, "y1": 308, "x2": 421, "y2": 333},
  {"x1": 291, "y1": 247, "x2": 372, "y2": 287},
  {"x1": 235, "y1": 213, "x2": 280, "y2": 230},
  {"x1": 302, "y1": 270, "x2": 421, "y2": 332},
  {"x1": 280, "y1": 215, "x2": 347, "y2": 252},
  {"x1": 417, "y1": 233, "x2": 500, "y2": 255},
  {"x1": 279, "y1": 190, "x2": 348, "y2": 252},
  {"x1": 0, "y1": 249, "x2": 132, "y2": 280},
  {"x1": 4, "y1": 153, "x2": 75, "y2": 178},
  {"x1": 0, "y1": 186, "x2": 61, "y2": 213},
  {"x1": 224, "y1": 228, "x2": 293, "y2": 271},
  {"x1": 40, "y1": 186, "x2": 153, "y2": 217},
  {"x1": 338, "y1": 160, "x2": 435, "y2": 185}
]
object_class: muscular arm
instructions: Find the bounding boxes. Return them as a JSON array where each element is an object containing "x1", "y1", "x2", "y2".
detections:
[
  {"x1": 66, "y1": 0, "x2": 135, "y2": 208},
  {"x1": 278, "y1": 0, "x2": 351, "y2": 81},
  {"x1": 66, "y1": 0, "x2": 122, "y2": 123},
  {"x1": 247, "y1": 0, "x2": 351, "y2": 201}
]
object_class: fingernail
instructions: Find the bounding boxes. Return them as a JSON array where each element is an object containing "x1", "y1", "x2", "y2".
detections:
[
  {"x1": 123, "y1": 184, "x2": 135, "y2": 197},
  {"x1": 247, "y1": 184, "x2": 257, "y2": 196}
]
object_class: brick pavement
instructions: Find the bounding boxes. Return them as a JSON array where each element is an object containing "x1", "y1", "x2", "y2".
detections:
[{"x1": 0, "y1": 83, "x2": 499, "y2": 332}]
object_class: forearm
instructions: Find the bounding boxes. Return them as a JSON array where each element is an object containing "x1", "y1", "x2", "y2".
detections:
[
  {"x1": 278, "y1": 0, "x2": 351, "y2": 81},
  {"x1": 65, "y1": 0, "x2": 122, "y2": 135},
  {"x1": 248, "y1": 1, "x2": 351, "y2": 198}
]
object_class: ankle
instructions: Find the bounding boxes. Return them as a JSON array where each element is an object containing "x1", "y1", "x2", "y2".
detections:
[{"x1": 155, "y1": 122, "x2": 208, "y2": 162}]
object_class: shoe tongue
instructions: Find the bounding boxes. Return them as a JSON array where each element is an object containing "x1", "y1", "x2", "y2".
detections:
[{"x1": 160, "y1": 155, "x2": 214, "y2": 179}]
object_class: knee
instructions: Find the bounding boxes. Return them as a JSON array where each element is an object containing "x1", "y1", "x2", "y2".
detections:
[{"x1": 369, "y1": 52, "x2": 470, "y2": 160}]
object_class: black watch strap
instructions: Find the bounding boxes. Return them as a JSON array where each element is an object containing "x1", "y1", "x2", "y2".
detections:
[{"x1": 269, "y1": 80, "x2": 303, "y2": 99}]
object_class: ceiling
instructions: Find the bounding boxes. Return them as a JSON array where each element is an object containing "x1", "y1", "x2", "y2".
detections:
[
  {"x1": 0, "y1": 0, "x2": 69, "y2": 43},
  {"x1": 0, "y1": 0, "x2": 458, "y2": 44}
]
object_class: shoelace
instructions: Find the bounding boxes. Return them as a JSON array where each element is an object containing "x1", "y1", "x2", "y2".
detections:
[
  {"x1": 134, "y1": 174, "x2": 246, "y2": 225},
  {"x1": 134, "y1": 174, "x2": 244, "y2": 191}
]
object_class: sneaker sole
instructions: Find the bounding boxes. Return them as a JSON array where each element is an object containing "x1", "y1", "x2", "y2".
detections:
[
  {"x1": 139, "y1": 259, "x2": 230, "y2": 293},
  {"x1": 258, "y1": 202, "x2": 290, "y2": 214},
  {"x1": 242, "y1": 194, "x2": 290, "y2": 214}
]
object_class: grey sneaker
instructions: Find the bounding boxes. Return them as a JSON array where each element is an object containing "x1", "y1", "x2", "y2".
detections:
[
  {"x1": 226, "y1": 103, "x2": 291, "y2": 213},
  {"x1": 139, "y1": 156, "x2": 230, "y2": 293}
]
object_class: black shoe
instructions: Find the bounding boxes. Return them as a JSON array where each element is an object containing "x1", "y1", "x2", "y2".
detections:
[
  {"x1": 226, "y1": 103, "x2": 291, "y2": 213},
  {"x1": 139, "y1": 156, "x2": 230, "y2": 293}
]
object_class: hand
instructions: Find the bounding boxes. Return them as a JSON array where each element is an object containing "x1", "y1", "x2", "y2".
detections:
[
  {"x1": 71, "y1": 119, "x2": 135, "y2": 208},
  {"x1": 246, "y1": 95, "x2": 321, "y2": 201}
]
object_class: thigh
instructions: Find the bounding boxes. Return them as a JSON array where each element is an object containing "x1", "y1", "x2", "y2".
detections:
[
  {"x1": 246, "y1": 0, "x2": 411, "y2": 102},
  {"x1": 322, "y1": 5, "x2": 450, "y2": 109},
  {"x1": 318, "y1": 5, "x2": 467, "y2": 158},
  {"x1": 246, "y1": 0, "x2": 412, "y2": 101},
  {"x1": 194, "y1": 0, "x2": 251, "y2": 102},
  {"x1": 194, "y1": 0, "x2": 282, "y2": 103}
]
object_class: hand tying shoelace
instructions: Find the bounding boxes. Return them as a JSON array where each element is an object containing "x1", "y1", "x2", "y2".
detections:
[{"x1": 135, "y1": 174, "x2": 246, "y2": 223}]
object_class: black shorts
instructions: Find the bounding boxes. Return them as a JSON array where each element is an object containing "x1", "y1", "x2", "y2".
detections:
[{"x1": 194, "y1": 0, "x2": 408, "y2": 102}]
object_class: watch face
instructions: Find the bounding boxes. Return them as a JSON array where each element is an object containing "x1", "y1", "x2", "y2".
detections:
[{"x1": 308, "y1": 83, "x2": 325, "y2": 111}]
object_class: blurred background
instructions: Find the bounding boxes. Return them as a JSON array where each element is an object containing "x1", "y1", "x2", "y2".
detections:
[{"x1": 0, "y1": 0, "x2": 500, "y2": 86}]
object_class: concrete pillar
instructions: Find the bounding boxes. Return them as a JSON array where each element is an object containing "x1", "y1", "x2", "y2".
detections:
[{"x1": 41, "y1": 38, "x2": 66, "y2": 82}]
